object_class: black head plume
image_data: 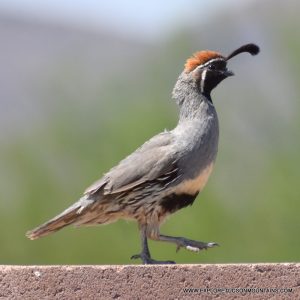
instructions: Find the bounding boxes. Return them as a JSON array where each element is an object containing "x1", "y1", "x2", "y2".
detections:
[{"x1": 226, "y1": 43, "x2": 260, "y2": 61}]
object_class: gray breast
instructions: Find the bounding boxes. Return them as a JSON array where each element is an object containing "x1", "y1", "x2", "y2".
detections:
[{"x1": 174, "y1": 100, "x2": 219, "y2": 182}]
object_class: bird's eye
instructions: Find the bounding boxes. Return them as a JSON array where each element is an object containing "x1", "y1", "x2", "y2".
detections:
[{"x1": 209, "y1": 64, "x2": 216, "y2": 70}]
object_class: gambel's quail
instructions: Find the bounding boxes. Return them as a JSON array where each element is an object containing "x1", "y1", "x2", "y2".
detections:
[{"x1": 26, "y1": 43, "x2": 259, "y2": 264}]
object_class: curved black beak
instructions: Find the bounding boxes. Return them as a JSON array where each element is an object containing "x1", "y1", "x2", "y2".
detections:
[{"x1": 223, "y1": 70, "x2": 234, "y2": 77}]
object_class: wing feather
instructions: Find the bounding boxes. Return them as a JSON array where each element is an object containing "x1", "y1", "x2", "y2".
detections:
[{"x1": 84, "y1": 131, "x2": 177, "y2": 196}]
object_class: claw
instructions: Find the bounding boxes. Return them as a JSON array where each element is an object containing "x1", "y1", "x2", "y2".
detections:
[
  {"x1": 131, "y1": 254, "x2": 141, "y2": 260},
  {"x1": 131, "y1": 253, "x2": 175, "y2": 264},
  {"x1": 207, "y1": 242, "x2": 219, "y2": 248}
]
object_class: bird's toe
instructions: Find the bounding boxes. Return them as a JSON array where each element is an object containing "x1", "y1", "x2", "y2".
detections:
[
  {"x1": 131, "y1": 253, "x2": 175, "y2": 264},
  {"x1": 175, "y1": 237, "x2": 219, "y2": 252}
]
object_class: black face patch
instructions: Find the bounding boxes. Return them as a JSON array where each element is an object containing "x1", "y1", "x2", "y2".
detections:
[
  {"x1": 207, "y1": 60, "x2": 227, "y2": 71},
  {"x1": 198, "y1": 59, "x2": 229, "y2": 96},
  {"x1": 160, "y1": 192, "x2": 199, "y2": 214}
]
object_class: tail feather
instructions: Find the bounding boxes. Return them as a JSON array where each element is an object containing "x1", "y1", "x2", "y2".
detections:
[{"x1": 26, "y1": 197, "x2": 93, "y2": 240}]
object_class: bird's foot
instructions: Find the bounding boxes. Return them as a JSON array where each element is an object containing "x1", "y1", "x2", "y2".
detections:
[
  {"x1": 174, "y1": 237, "x2": 219, "y2": 252},
  {"x1": 131, "y1": 253, "x2": 175, "y2": 265}
]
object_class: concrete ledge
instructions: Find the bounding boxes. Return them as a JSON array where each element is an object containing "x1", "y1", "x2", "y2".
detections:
[{"x1": 0, "y1": 264, "x2": 299, "y2": 299}]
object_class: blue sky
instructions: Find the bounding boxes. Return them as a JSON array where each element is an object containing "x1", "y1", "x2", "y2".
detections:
[{"x1": 0, "y1": 0, "x2": 246, "y2": 40}]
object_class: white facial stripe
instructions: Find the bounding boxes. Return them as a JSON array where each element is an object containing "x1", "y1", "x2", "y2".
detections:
[
  {"x1": 200, "y1": 69, "x2": 207, "y2": 93},
  {"x1": 198, "y1": 58, "x2": 224, "y2": 69},
  {"x1": 202, "y1": 58, "x2": 224, "y2": 67}
]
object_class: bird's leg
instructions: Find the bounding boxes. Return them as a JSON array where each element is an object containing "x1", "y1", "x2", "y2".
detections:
[
  {"x1": 131, "y1": 226, "x2": 175, "y2": 264},
  {"x1": 158, "y1": 234, "x2": 219, "y2": 253}
]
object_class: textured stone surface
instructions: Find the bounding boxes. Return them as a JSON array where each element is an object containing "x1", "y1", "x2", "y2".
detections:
[{"x1": 0, "y1": 264, "x2": 299, "y2": 299}]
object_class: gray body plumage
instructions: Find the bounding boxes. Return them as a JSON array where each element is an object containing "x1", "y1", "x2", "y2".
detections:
[{"x1": 27, "y1": 71, "x2": 219, "y2": 240}]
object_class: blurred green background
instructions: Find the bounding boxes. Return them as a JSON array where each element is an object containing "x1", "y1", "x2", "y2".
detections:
[{"x1": 0, "y1": 0, "x2": 299, "y2": 265}]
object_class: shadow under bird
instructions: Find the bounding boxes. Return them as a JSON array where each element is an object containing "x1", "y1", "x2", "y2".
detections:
[{"x1": 26, "y1": 43, "x2": 259, "y2": 264}]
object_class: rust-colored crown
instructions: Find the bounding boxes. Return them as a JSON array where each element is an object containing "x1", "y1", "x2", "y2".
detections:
[{"x1": 184, "y1": 50, "x2": 224, "y2": 73}]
